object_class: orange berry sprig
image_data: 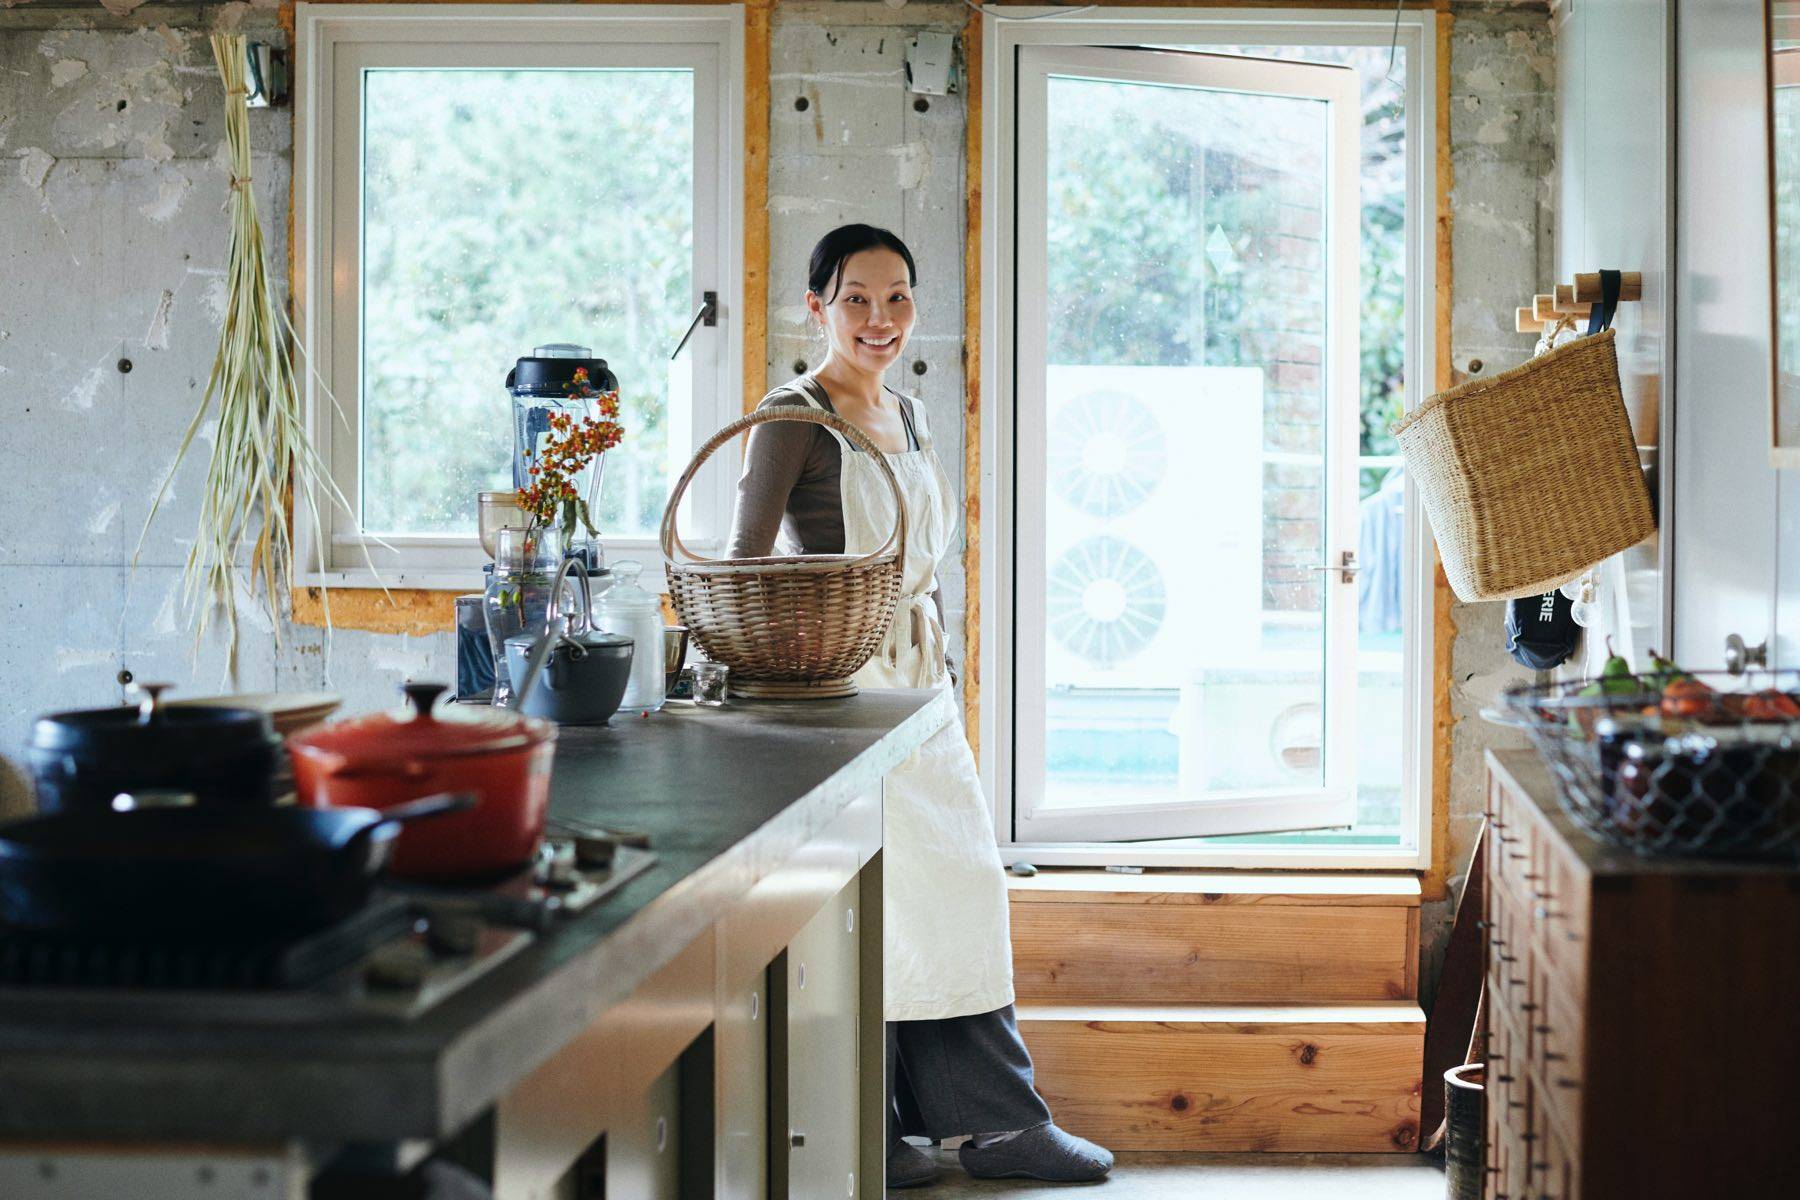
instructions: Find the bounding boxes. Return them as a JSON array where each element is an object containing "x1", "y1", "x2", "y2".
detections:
[{"x1": 516, "y1": 366, "x2": 626, "y2": 541}]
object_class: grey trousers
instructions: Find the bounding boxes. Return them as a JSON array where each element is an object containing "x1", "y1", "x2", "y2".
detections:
[{"x1": 887, "y1": 1004, "x2": 1054, "y2": 1144}]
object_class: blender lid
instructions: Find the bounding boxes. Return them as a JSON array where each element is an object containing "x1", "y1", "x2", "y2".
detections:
[{"x1": 505, "y1": 344, "x2": 618, "y2": 395}]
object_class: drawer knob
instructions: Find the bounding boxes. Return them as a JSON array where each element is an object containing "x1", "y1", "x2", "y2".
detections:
[
  {"x1": 1495, "y1": 1074, "x2": 1516, "y2": 1083},
  {"x1": 1518, "y1": 1002, "x2": 1539, "y2": 1012},
  {"x1": 1520, "y1": 872, "x2": 1542, "y2": 882},
  {"x1": 1509, "y1": 1099, "x2": 1527, "y2": 1109},
  {"x1": 1534, "y1": 905, "x2": 1558, "y2": 920},
  {"x1": 1498, "y1": 953, "x2": 1518, "y2": 963},
  {"x1": 1556, "y1": 1077, "x2": 1581, "y2": 1090},
  {"x1": 1534, "y1": 1024, "x2": 1552, "y2": 1035},
  {"x1": 1545, "y1": 1052, "x2": 1567, "y2": 1063}
]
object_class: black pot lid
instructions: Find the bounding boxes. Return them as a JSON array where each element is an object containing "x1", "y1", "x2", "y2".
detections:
[
  {"x1": 505, "y1": 343, "x2": 618, "y2": 396},
  {"x1": 31, "y1": 703, "x2": 275, "y2": 756}
]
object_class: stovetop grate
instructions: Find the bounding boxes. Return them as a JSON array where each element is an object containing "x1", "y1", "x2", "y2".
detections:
[{"x1": 0, "y1": 898, "x2": 414, "y2": 991}]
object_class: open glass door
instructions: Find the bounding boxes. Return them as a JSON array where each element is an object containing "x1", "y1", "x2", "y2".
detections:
[{"x1": 1013, "y1": 46, "x2": 1362, "y2": 843}]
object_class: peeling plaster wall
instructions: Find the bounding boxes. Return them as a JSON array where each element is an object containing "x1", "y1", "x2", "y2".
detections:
[
  {"x1": 0, "y1": 3, "x2": 455, "y2": 817},
  {"x1": 1419, "y1": 0, "x2": 1557, "y2": 1004},
  {"x1": 764, "y1": 2, "x2": 971, "y2": 674}
]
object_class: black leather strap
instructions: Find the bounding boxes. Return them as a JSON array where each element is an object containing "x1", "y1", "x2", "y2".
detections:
[{"x1": 1586, "y1": 268, "x2": 1622, "y2": 335}]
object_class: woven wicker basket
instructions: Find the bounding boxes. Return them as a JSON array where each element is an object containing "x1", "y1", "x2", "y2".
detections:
[
  {"x1": 660, "y1": 406, "x2": 905, "y2": 699},
  {"x1": 1392, "y1": 329, "x2": 1654, "y2": 602}
]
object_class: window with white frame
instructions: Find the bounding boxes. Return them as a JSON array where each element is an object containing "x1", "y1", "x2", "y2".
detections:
[
  {"x1": 295, "y1": 5, "x2": 743, "y2": 588},
  {"x1": 983, "y1": 11, "x2": 1437, "y2": 869}
]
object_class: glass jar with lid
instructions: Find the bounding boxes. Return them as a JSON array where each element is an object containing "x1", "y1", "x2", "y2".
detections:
[{"x1": 593, "y1": 560, "x2": 667, "y2": 715}]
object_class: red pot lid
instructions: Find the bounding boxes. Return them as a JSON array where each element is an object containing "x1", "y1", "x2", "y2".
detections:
[{"x1": 289, "y1": 682, "x2": 554, "y2": 765}]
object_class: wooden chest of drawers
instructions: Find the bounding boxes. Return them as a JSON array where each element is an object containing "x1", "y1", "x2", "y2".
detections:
[{"x1": 1482, "y1": 750, "x2": 1800, "y2": 1199}]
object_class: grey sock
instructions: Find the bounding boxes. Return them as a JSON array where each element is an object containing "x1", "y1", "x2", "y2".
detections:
[{"x1": 958, "y1": 1122, "x2": 1114, "y2": 1182}]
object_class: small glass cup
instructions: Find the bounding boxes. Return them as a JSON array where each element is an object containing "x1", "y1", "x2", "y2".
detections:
[{"x1": 692, "y1": 661, "x2": 728, "y2": 706}]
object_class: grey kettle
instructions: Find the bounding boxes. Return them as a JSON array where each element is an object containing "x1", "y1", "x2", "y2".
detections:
[{"x1": 505, "y1": 558, "x2": 634, "y2": 725}]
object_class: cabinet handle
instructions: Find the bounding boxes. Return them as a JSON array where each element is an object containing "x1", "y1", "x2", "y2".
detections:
[
  {"x1": 1534, "y1": 1024, "x2": 1552, "y2": 1035},
  {"x1": 1544, "y1": 1052, "x2": 1567, "y2": 1063},
  {"x1": 1520, "y1": 872, "x2": 1542, "y2": 882},
  {"x1": 1518, "y1": 1002, "x2": 1539, "y2": 1012},
  {"x1": 1490, "y1": 937, "x2": 1506, "y2": 948},
  {"x1": 1495, "y1": 1074, "x2": 1516, "y2": 1083},
  {"x1": 1534, "y1": 905, "x2": 1558, "y2": 920},
  {"x1": 1498, "y1": 953, "x2": 1518, "y2": 963},
  {"x1": 790, "y1": 1131, "x2": 806, "y2": 1148},
  {"x1": 1556, "y1": 1077, "x2": 1581, "y2": 1089}
]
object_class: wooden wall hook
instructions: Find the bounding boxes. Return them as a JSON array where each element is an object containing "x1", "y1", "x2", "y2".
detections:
[
  {"x1": 1516, "y1": 306, "x2": 1546, "y2": 334},
  {"x1": 1552, "y1": 284, "x2": 1594, "y2": 315},
  {"x1": 1573, "y1": 271, "x2": 1643, "y2": 303}
]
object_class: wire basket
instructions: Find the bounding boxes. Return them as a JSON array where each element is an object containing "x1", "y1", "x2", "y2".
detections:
[{"x1": 1493, "y1": 669, "x2": 1800, "y2": 860}]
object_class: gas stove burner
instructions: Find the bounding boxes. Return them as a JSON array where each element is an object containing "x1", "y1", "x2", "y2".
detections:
[
  {"x1": 394, "y1": 842, "x2": 657, "y2": 931},
  {"x1": 0, "y1": 899, "x2": 414, "y2": 992}
]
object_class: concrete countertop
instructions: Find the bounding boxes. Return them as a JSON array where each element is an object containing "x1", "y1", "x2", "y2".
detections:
[{"x1": 0, "y1": 688, "x2": 952, "y2": 1144}]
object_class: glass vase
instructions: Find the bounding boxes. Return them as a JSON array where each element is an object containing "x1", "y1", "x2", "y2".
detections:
[{"x1": 483, "y1": 526, "x2": 566, "y2": 708}]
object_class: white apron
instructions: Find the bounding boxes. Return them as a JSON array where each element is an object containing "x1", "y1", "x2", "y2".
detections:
[{"x1": 792, "y1": 378, "x2": 1015, "y2": 1021}]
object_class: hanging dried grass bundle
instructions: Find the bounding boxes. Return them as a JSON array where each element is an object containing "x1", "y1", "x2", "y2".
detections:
[{"x1": 133, "y1": 34, "x2": 354, "y2": 674}]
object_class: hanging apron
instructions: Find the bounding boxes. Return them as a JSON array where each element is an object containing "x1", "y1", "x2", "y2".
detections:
[{"x1": 792, "y1": 378, "x2": 1015, "y2": 1022}]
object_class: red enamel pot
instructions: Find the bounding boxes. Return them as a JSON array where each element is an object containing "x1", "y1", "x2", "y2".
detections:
[{"x1": 289, "y1": 682, "x2": 556, "y2": 882}]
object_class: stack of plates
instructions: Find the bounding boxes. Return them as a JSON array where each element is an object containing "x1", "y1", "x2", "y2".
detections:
[{"x1": 170, "y1": 692, "x2": 342, "y2": 738}]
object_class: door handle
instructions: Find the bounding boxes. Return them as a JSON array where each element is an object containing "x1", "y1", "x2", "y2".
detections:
[
  {"x1": 1306, "y1": 551, "x2": 1361, "y2": 585},
  {"x1": 670, "y1": 290, "x2": 718, "y2": 361},
  {"x1": 1724, "y1": 632, "x2": 1769, "y2": 675}
]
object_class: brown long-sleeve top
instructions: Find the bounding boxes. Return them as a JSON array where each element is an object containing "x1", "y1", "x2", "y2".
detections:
[{"x1": 725, "y1": 376, "x2": 948, "y2": 637}]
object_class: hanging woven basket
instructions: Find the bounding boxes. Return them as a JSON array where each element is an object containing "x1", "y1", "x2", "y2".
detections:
[
  {"x1": 660, "y1": 407, "x2": 906, "y2": 698},
  {"x1": 1393, "y1": 329, "x2": 1655, "y2": 602}
]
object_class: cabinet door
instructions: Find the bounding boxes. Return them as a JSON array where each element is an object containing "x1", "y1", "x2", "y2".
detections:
[
  {"x1": 717, "y1": 968, "x2": 768, "y2": 1200},
  {"x1": 775, "y1": 880, "x2": 862, "y2": 1200},
  {"x1": 606, "y1": 1060, "x2": 680, "y2": 1200}
]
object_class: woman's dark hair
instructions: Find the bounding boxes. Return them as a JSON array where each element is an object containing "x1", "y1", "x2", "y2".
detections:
[{"x1": 807, "y1": 224, "x2": 917, "y2": 304}]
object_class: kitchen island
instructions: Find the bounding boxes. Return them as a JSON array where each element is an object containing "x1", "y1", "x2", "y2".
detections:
[{"x1": 0, "y1": 687, "x2": 954, "y2": 1199}]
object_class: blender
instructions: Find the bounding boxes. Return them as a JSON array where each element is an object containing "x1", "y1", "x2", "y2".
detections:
[{"x1": 459, "y1": 344, "x2": 621, "y2": 705}]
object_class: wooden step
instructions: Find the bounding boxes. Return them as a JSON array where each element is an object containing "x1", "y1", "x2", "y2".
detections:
[
  {"x1": 1009, "y1": 872, "x2": 1420, "y2": 1005},
  {"x1": 1017, "y1": 1002, "x2": 1426, "y2": 1153}
]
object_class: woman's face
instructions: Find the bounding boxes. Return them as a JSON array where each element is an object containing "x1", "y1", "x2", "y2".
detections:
[{"x1": 807, "y1": 247, "x2": 915, "y2": 375}]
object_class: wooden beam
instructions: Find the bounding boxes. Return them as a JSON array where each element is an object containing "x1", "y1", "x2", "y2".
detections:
[
  {"x1": 961, "y1": 8, "x2": 984, "y2": 758},
  {"x1": 744, "y1": 0, "x2": 772, "y2": 415},
  {"x1": 1425, "y1": 7, "x2": 1456, "y2": 906}
]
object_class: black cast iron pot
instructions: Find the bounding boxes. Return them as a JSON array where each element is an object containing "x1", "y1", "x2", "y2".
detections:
[{"x1": 26, "y1": 683, "x2": 281, "y2": 814}]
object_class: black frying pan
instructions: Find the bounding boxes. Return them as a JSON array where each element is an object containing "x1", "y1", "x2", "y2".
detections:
[{"x1": 0, "y1": 793, "x2": 473, "y2": 941}]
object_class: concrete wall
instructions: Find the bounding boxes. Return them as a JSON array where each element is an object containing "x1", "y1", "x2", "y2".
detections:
[
  {"x1": 0, "y1": 2, "x2": 1556, "y2": 1010},
  {"x1": 0, "y1": 2, "x2": 464, "y2": 819},
  {"x1": 1422, "y1": 0, "x2": 1556, "y2": 1002}
]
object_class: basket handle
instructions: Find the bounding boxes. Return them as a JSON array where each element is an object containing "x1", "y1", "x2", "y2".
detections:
[{"x1": 661, "y1": 405, "x2": 909, "y2": 570}]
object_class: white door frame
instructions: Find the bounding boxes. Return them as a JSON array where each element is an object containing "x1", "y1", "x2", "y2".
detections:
[
  {"x1": 1010, "y1": 45, "x2": 1362, "y2": 844},
  {"x1": 979, "y1": 8, "x2": 1439, "y2": 870}
]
